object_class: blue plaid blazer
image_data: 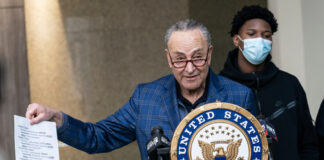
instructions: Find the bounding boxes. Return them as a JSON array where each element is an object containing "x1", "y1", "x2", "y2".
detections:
[{"x1": 57, "y1": 70, "x2": 256, "y2": 159}]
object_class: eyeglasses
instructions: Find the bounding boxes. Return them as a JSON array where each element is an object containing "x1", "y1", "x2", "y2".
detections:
[{"x1": 168, "y1": 52, "x2": 209, "y2": 68}]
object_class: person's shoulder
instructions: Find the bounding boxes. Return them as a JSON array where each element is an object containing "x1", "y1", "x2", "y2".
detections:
[
  {"x1": 277, "y1": 70, "x2": 299, "y2": 81},
  {"x1": 130, "y1": 74, "x2": 174, "y2": 100},
  {"x1": 276, "y1": 70, "x2": 303, "y2": 87},
  {"x1": 216, "y1": 74, "x2": 248, "y2": 88},
  {"x1": 135, "y1": 74, "x2": 173, "y2": 93},
  {"x1": 214, "y1": 74, "x2": 251, "y2": 92}
]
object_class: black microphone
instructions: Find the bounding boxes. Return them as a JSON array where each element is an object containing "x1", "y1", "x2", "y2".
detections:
[
  {"x1": 259, "y1": 119, "x2": 277, "y2": 160},
  {"x1": 146, "y1": 126, "x2": 170, "y2": 160},
  {"x1": 259, "y1": 119, "x2": 278, "y2": 142}
]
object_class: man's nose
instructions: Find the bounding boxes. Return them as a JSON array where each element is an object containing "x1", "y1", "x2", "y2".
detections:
[{"x1": 184, "y1": 61, "x2": 195, "y2": 73}]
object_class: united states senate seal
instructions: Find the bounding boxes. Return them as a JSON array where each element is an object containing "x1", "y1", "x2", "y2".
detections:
[{"x1": 170, "y1": 102, "x2": 268, "y2": 160}]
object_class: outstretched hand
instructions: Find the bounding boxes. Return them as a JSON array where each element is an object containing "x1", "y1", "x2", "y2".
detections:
[{"x1": 25, "y1": 103, "x2": 63, "y2": 127}]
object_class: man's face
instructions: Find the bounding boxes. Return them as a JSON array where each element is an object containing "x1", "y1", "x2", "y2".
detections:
[{"x1": 165, "y1": 29, "x2": 212, "y2": 92}]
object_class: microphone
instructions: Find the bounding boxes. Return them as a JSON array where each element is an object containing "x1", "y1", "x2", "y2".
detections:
[
  {"x1": 257, "y1": 101, "x2": 295, "y2": 159},
  {"x1": 146, "y1": 126, "x2": 170, "y2": 160},
  {"x1": 259, "y1": 119, "x2": 278, "y2": 142},
  {"x1": 259, "y1": 119, "x2": 277, "y2": 160}
]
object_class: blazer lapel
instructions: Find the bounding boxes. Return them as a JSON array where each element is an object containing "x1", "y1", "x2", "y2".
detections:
[
  {"x1": 161, "y1": 76, "x2": 181, "y2": 131},
  {"x1": 206, "y1": 70, "x2": 226, "y2": 103},
  {"x1": 160, "y1": 70, "x2": 226, "y2": 131}
]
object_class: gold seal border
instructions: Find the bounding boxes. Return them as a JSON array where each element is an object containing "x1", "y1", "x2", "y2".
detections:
[{"x1": 170, "y1": 102, "x2": 268, "y2": 160}]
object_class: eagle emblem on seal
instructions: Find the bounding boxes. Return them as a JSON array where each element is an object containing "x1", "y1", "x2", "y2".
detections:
[{"x1": 197, "y1": 139, "x2": 243, "y2": 160}]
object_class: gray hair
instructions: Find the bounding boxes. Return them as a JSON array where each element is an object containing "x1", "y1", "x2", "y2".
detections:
[{"x1": 164, "y1": 19, "x2": 212, "y2": 47}]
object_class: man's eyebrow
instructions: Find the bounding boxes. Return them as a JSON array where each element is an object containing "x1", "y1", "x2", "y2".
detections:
[
  {"x1": 171, "y1": 48, "x2": 204, "y2": 55},
  {"x1": 173, "y1": 51, "x2": 185, "y2": 55},
  {"x1": 192, "y1": 48, "x2": 203, "y2": 54},
  {"x1": 247, "y1": 28, "x2": 272, "y2": 33}
]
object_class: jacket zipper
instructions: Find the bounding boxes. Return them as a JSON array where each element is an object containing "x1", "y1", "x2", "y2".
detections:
[{"x1": 252, "y1": 72, "x2": 264, "y2": 119}]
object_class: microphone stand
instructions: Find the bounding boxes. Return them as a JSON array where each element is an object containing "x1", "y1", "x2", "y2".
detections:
[
  {"x1": 257, "y1": 115, "x2": 276, "y2": 160},
  {"x1": 267, "y1": 137, "x2": 274, "y2": 160},
  {"x1": 157, "y1": 147, "x2": 170, "y2": 160}
]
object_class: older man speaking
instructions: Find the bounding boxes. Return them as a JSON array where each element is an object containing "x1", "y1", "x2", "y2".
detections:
[{"x1": 25, "y1": 19, "x2": 256, "y2": 160}]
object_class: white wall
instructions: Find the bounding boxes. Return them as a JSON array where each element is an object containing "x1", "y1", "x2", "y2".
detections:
[
  {"x1": 301, "y1": 0, "x2": 324, "y2": 120},
  {"x1": 268, "y1": 0, "x2": 324, "y2": 119}
]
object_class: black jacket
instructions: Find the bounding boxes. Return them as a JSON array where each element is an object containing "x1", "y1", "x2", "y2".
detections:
[
  {"x1": 316, "y1": 99, "x2": 324, "y2": 160},
  {"x1": 220, "y1": 48, "x2": 318, "y2": 160}
]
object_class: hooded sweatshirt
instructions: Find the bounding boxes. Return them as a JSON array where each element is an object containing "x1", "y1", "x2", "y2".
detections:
[
  {"x1": 316, "y1": 99, "x2": 324, "y2": 159},
  {"x1": 220, "y1": 48, "x2": 318, "y2": 160}
]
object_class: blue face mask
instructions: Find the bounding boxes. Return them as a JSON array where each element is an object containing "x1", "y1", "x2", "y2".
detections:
[{"x1": 238, "y1": 36, "x2": 272, "y2": 65}]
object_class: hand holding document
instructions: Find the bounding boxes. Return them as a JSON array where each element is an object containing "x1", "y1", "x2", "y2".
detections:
[{"x1": 14, "y1": 115, "x2": 60, "y2": 160}]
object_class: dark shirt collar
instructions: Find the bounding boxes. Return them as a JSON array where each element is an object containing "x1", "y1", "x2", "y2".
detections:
[{"x1": 176, "y1": 73, "x2": 209, "y2": 112}]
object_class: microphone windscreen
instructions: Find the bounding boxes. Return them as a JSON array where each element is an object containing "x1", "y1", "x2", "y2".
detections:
[
  {"x1": 259, "y1": 119, "x2": 278, "y2": 141},
  {"x1": 151, "y1": 125, "x2": 164, "y2": 136},
  {"x1": 146, "y1": 126, "x2": 170, "y2": 160}
]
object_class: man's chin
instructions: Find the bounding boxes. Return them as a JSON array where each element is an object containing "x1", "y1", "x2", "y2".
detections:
[{"x1": 182, "y1": 84, "x2": 201, "y2": 92}]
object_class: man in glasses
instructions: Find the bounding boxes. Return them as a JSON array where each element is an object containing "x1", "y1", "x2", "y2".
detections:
[{"x1": 25, "y1": 19, "x2": 256, "y2": 160}]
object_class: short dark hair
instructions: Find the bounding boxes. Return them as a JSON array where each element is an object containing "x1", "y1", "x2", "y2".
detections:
[{"x1": 230, "y1": 5, "x2": 278, "y2": 37}]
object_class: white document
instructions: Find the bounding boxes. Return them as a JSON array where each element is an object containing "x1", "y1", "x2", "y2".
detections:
[{"x1": 14, "y1": 115, "x2": 60, "y2": 160}]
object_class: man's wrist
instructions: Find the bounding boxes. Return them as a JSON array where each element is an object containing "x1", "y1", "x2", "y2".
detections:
[{"x1": 52, "y1": 110, "x2": 63, "y2": 128}]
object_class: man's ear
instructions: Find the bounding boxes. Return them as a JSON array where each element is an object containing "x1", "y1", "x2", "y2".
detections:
[
  {"x1": 207, "y1": 45, "x2": 213, "y2": 66},
  {"x1": 165, "y1": 49, "x2": 172, "y2": 68},
  {"x1": 233, "y1": 34, "x2": 240, "y2": 47}
]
